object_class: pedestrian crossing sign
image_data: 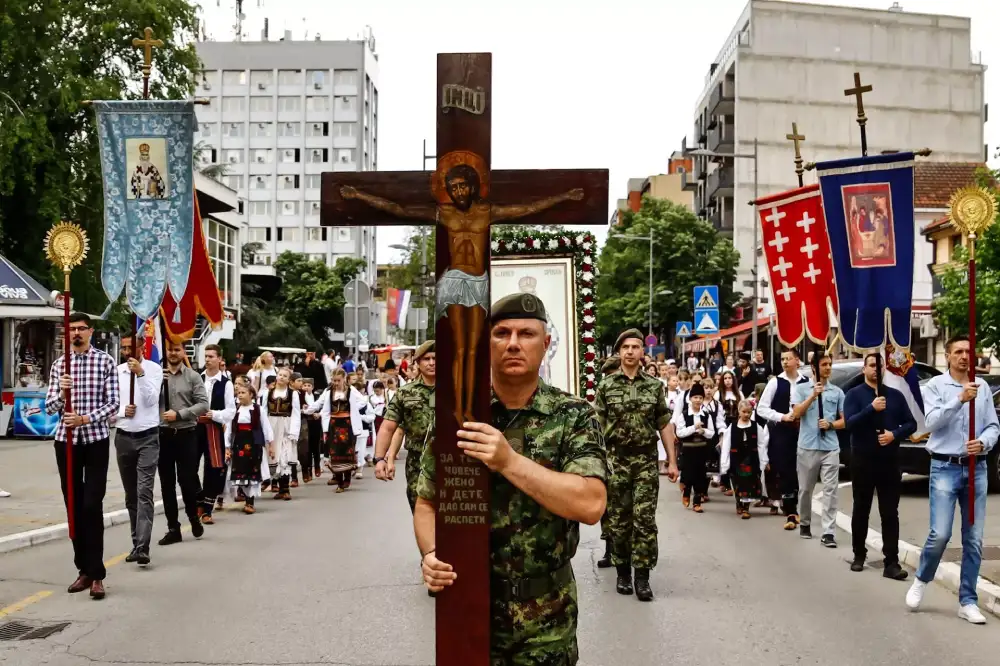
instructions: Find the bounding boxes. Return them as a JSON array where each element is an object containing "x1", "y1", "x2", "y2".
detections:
[
  {"x1": 675, "y1": 321, "x2": 693, "y2": 338},
  {"x1": 693, "y1": 285, "x2": 719, "y2": 309}
]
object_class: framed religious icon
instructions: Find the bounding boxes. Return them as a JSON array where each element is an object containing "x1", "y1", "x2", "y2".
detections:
[{"x1": 125, "y1": 137, "x2": 169, "y2": 200}]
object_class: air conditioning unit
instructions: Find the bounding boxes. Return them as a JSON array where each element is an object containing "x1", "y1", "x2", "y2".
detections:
[
  {"x1": 314, "y1": 82, "x2": 322, "y2": 90},
  {"x1": 312, "y1": 150, "x2": 321, "y2": 158},
  {"x1": 284, "y1": 176, "x2": 293, "y2": 183},
  {"x1": 340, "y1": 155, "x2": 349, "y2": 163},
  {"x1": 258, "y1": 82, "x2": 267, "y2": 90},
  {"x1": 202, "y1": 82, "x2": 212, "y2": 90},
  {"x1": 256, "y1": 176, "x2": 264, "y2": 182},
  {"x1": 255, "y1": 155, "x2": 265, "y2": 163},
  {"x1": 227, "y1": 155, "x2": 238, "y2": 163},
  {"x1": 231, "y1": 123, "x2": 239, "y2": 129},
  {"x1": 313, "y1": 123, "x2": 322, "y2": 131},
  {"x1": 311, "y1": 202, "x2": 320, "y2": 211},
  {"x1": 258, "y1": 123, "x2": 266, "y2": 129},
  {"x1": 919, "y1": 315, "x2": 939, "y2": 339}
]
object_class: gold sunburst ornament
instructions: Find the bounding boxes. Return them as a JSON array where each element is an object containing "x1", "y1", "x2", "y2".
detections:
[
  {"x1": 948, "y1": 186, "x2": 997, "y2": 237},
  {"x1": 44, "y1": 222, "x2": 89, "y2": 271}
]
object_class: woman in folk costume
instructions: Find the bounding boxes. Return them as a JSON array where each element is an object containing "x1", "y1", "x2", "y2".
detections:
[
  {"x1": 369, "y1": 380, "x2": 387, "y2": 436},
  {"x1": 321, "y1": 369, "x2": 359, "y2": 492},
  {"x1": 671, "y1": 382, "x2": 716, "y2": 513},
  {"x1": 262, "y1": 367, "x2": 301, "y2": 500},
  {"x1": 714, "y1": 370, "x2": 744, "y2": 497},
  {"x1": 720, "y1": 400, "x2": 769, "y2": 519},
  {"x1": 227, "y1": 384, "x2": 273, "y2": 514}
]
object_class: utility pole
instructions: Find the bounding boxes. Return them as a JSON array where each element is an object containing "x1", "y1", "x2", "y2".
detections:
[{"x1": 416, "y1": 140, "x2": 435, "y2": 345}]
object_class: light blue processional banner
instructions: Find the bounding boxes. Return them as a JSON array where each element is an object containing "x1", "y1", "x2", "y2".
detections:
[{"x1": 94, "y1": 100, "x2": 194, "y2": 320}]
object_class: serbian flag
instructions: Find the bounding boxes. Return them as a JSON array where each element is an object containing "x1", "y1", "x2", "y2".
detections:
[
  {"x1": 755, "y1": 184, "x2": 838, "y2": 346},
  {"x1": 160, "y1": 193, "x2": 225, "y2": 343},
  {"x1": 816, "y1": 153, "x2": 915, "y2": 349},
  {"x1": 135, "y1": 315, "x2": 162, "y2": 363},
  {"x1": 884, "y1": 343, "x2": 928, "y2": 437}
]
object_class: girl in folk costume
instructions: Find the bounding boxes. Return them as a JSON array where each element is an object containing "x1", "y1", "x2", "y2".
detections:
[
  {"x1": 369, "y1": 380, "x2": 387, "y2": 436},
  {"x1": 321, "y1": 369, "x2": 360, "y2": 492},
  {"x1": 720, "y1": 400, "x2": 770, "y2": 519},
  {"x1": 262, "y1": 367, "x2": 301, "y2": 500},
  {"x1": 289, "y1": 373, "x2": 313, "y2": 485},
  {"x1": 671, "y1": 382, "x2": 716, "y2": 513},
  {"x1": 714, "y1": 370, "x2": 744, "y2": 497},
  {"x1": 350, "y1": 378, "x2": 374, "y2": 479},
  {"x1": 385, "y1": 376, "x2": 398, "y2": 405},
  {"x1": 658, "y1": 374, "x2": 682, "y2": 476},
  {"x1": 300, "y1": 377, "x2": 323, "y2": 481},
  {"x1": 227, "y1": 384, "x2": 273, "y2": 514},
  {"x1": 700, "y1": 377, "x2": 727, "y2": 500},
  {"x1": 750, "y1": 382, "x2": 781, "y2": 515}
]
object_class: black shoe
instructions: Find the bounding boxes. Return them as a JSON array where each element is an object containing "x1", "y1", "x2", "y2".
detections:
[
  {"x1": 615, "y1": 565, "x2": 633, "y2": 596},
  {"x1": 158, "y1": 530, "x2": 182, "y2": 546},
  {"x1": 850, "y1": 558, "x2": 865, "y2": 572},
  {"x1": 597, "y1": 541, "x2": 612, "y2": 569},
  {"x1": 191, "y1": 518, "x2": 205, "y2": 539},
  {"x1": 883, "y1": 563, "x2": 908, "y2": 581},
  {"x1": 799, "y1": 525, "x2": 812, "y2": 539},
  {"x1": 634, "y1": 569, "x2": 654, "y2": 602},
  {"x1": 820, "y1": 534, "x2": 837, "y2": 548},
  {"x1": 136, "y1": 551, "x2": 150, "y2": 567},
  {"x1": 124, "y1": 550, "x2": 138, "y2": 563}
]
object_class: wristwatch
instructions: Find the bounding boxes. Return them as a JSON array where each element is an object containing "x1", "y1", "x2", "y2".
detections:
[{"x1": 374, "y1": 456, "x2": 387, "y2": 465}]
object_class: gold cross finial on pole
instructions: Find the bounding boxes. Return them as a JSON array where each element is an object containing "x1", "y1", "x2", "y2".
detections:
[
  {"x1": 786, "y1": 122, "x2": 806, "y2": 187},
  {"x1": 844, "y1": 72, "x2": 873, "y2": 157},
  {"x1": 132, "y1": 27, "x2": 164, "y2": 100}
]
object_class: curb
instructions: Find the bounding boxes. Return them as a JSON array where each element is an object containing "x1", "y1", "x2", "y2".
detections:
[
  {"x1": 813, "y1": 496, "x2": 1000, "y2": 618},
  {"x1": 0, "y1": 499, "x2": 167, "y2": 555}
]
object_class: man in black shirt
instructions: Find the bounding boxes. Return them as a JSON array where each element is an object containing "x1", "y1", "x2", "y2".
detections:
[
  {"x1": 843, "y1": 353, "x2": 917, "y2": 580},
  {"x1": 749, "y1": 349, "x2": 772, "y2": 387},
  {"x1": 294, "y1": 350, "x2": 328, "y2": 393}
]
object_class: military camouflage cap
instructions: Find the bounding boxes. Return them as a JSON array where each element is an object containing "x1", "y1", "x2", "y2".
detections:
[
  {"x1": 414, "y1": 339, "x2": 435, "y2": 361},
  {"x1": 614, "y1": 327, "x2": 644, "y2": 351},
  {"x1": 491, "y1": 292, "x2": 548, "y2": 324}
]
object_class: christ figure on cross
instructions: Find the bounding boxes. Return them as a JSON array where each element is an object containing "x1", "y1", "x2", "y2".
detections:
[{"x1": 341, "y1": 150, "x2": 582, "y2": 425}]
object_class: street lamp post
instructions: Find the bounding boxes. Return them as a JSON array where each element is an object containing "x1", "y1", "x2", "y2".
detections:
[
  {"x1": 687, "y1": 139, "x2": 760, "y2": 352},
  {"x1": 609, "y1": 233, "x2": 655, "y2": 338}
]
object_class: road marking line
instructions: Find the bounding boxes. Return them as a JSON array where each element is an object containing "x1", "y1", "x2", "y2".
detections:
[
  {"x1": 0, "y1": 590, "x2": 53, "y2": 618},
  {"x1": 103, "y1": 524, "x2": 192, "y2": 569}
]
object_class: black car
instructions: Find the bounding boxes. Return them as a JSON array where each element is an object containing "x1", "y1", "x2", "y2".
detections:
[{"x1": 799, "y1": 361, "x2": 1000, "y2": 492}]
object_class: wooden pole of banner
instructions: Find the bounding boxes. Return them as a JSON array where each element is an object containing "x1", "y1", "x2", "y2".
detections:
[
  {"x1": 45, "y1": 223, "x2": 90, "y2": 540},
  {"x1": 948, "y1": 186, "x2": 997, "y2": 525}
]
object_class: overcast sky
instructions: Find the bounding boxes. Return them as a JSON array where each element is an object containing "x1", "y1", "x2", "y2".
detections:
[{"x1": 197, "y1": 0, "x2": 999, "y2": 264}]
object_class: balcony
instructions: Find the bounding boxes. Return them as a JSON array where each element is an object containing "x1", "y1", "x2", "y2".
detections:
[
  {"x1": 708, "y1": 206, "x2": 735, "y2": 234},
  {"x1": 707, "y1": 81, "x2": 735, "y2": 117},
  {"x1": 706, "y1": 167, "x2": 734, "y2": 199},
  {"x1": 707, "y1": 124, "x2": 734, "y2": 155},
  {"x1": 681, "y1": 170, "x2": 699, "y2": 192}
]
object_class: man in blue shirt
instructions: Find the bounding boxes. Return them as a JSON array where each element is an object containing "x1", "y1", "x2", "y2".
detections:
[
  {"x1": 843, "y1": 353, "x2": 916, "y2": 580},
  {"x1": 906, "y1": 334, "x2": 999, "y2": 624},
  {"x1": 342, "y1": 354, "x2": 356, "y2": 374},
  {"x1": 792, "y1": 352, "x2": 845, "y2": 546}
]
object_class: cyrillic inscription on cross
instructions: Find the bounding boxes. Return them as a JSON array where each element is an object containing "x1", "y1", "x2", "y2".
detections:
[{"x1": 320, "y1": 53, "x2": 608, "y2": 666}]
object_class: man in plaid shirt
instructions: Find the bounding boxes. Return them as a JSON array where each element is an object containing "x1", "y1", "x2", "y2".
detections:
[{"x1": 45, "y1": 312, "x2": 120, "y2": 601}]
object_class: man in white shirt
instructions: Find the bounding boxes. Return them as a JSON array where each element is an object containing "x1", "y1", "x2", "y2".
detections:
[
  {"x1": 114, "y1": 335, "x2": 163, "y2": 567},
  {"x1": 196, "y1": 344, "x2": 236, "y2": 525}
]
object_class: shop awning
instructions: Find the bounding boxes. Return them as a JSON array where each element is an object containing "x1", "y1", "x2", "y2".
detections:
[
  {"x1": 0, "y1": 255, "x2": 55, "y2": 306},
  {"x1": 684, "y1": 317, "x2": 771, "y2": 353},
  {"x1": 0, "y1": 304, "x2": 65, "y2": 319}
]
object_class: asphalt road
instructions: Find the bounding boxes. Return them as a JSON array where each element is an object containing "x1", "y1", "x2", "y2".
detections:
[{"x1": 1, "y1": 460, "x2": 998, "y2": 666}]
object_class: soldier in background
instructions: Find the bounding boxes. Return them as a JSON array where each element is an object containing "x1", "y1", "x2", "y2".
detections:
[
  {"x1": 596, "y1": 328, "x2": 677, "y2": 602},
  {"x1": 414, "y1": 293, "x2": 607, "y2": 664}
]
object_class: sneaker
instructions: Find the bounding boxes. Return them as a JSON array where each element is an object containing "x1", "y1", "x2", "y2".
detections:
[
  {"x1": 0, "y1": 489, "x2": 10, "y2": 498},
  {"x1": 958, "y1": 604, "x2": 987, "y2": 625},
  {"x1": 190, "y1": 519, "x2": 205, "y2": 540},
  {"x1": 158, "y1": 530, "x2": 182, "y2": 546},
  {"x1": 820, "y1": 534, "x2": 836, "y2": 548},
  {"x1": 850, "y1": 559, "x2": 865, "y2": 573},
  {"x1": 799, "y1": 525, "x2": 813, "y2": 539},
  {"x1": 905, "y1": 580, "x2": 927, "y2": 611},
  {"x1": 136, "y1": 551, "x2": 150, "y2": 567}
]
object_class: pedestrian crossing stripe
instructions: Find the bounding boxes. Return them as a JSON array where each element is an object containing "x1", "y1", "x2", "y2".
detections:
[
  {"x1": 695, "y1": 289, "x2": 717, "y2": 309},
  {"x1": 696, "y1": 311, "x2": 718, "y2": 333}
]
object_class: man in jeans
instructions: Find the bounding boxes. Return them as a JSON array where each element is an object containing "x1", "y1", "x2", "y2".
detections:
[
  {"x1": 157, "y1": 340, "x2": 209, "y2": 546},
  {"x1": 843, "y1": 353, "x2": 916, "y2": 580},
  {"x1": 114, "y1": 335, "x2": 163, "y2": 566},
  {"x1": 791, "y1": 351, "x2": 845, "y2": 546},
  {"x1": 906, "y1": 334, "x2": 999, "y2": 624}
]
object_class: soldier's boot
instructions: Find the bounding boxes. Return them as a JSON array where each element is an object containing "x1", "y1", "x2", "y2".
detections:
[
  {"x1": 615, "y1": 565, "x2": 633, "y2": 596},
  {"x1": 597, "y1": 539, "x2": 612, "y2": 569},
  {"x1": 634, "y1": 568, "x2": 654, "y2": 602}
]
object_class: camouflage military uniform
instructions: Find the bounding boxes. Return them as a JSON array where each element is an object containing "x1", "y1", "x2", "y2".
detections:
[
  {"x1": 595, "y1": 371, "x2": 670, "y2": 570},
  {"x1": 383, "y1": 379, "x2": 435, "y2": 513},
  {"x1": 416, "y1": 382, "x2": 607, "y2": 666}
]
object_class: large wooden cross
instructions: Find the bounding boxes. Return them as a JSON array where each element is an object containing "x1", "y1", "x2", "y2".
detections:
[{"x1": 321, "y1": 53, "x2": 607, "y2": 666}]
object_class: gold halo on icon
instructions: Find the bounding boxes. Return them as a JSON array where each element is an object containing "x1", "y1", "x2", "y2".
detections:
[
  {"x1": 948, "y1": 186, "x2": 997, "y2": 236},
  {"x1": 45, "y1": 222, "x2": 89, "y2": 270},
  {"x1": 430, "y1": 150, "x2": 490, "y2": 204}
]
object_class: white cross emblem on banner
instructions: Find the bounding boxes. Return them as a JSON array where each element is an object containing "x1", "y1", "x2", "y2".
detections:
[
  {"x1": 765, "y1": 207, "x2": 786, "y2": 227},
  {"x1": 776, "y1": 280, "x2": 797, "y2": 302},
  {"x1": 769, "y1": 231, "x2": 789, "y2": 252},
  {"x1": 800, "y1": 237, "x2": 819, "y2": 259},
  {"x1": 803, "y1": 263, "x2": 821, "y2": 284},
  {"x1": 796, "y1": 212, "x2": 816, "y2": 233},
  {"x1": 773, "y1": 256, "x2": 793, "y2": 278}
]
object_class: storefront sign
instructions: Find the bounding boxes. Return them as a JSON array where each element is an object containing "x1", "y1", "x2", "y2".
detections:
[{"x1": 0, "y1": 285, "x2": 30, "y2": 300}]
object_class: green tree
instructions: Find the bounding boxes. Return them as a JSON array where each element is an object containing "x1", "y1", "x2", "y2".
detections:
[
  {"x1": 596, "y1": 197, "x2": 740, "y2": 346},
  {"x1": 0, "y1": 0, "x2": 200, "y2": 315},
  {"x1": 272, "y1": 252, "x2": 364, "y2": 347}
]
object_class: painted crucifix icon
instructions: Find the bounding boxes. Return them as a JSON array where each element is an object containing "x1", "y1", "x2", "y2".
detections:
[{"x1": 322, "y1": 53, "x2": 607, "y2": 666}]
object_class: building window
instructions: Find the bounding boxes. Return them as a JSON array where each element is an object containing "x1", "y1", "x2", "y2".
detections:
[
  {"x1": 251, "y1": 149, "x2": 273, "y2": 164},
  {"x1": 280, "y1": 148, "x2": 300, "y2": 164},
  {"x1": 307, "y1": 228, "x2": 327, "y2": 242},
  {"x1": 225, "y1": 122, "x2": 244, "y2": 138},
  {"x1": 333, "y1": 122, "x2": 356, "y2": 138},
  {"x1": 278, "y1": 96, "x2": 301, "y2": 112},
  {"x1": 252, "y1": 175, "x2": 271, "y2": 189},
  {"x1": 222, "y1": 149, "x2": 244, "y2": 164},
  {"x1": 248, "y1": 227, "x2": 271, "y2": 242},
  {"x1": 336, "y1": 148, "x2": 356, "y2": 164},
  {"x1": 308, "y1": 70, "x2": 328, "y2": 87},
  {"x1": 336, "y1": 96, "x2": 358, "y2": 114},
  {"x1": 306, "y1": 200, "x2": 321, "y2": 216},
  {"x1": 279, "y1": 122, "x2": 301, "y2": 137},
  {"x1": 306, "y1": 96, "x2": 330, "y2": 112},
  {"x1": 222, "y1": 70, "x2": 247, "y2": 86},
  {"x1": 280, "y1": 201, "x2": 300, "y2": 216},
  {"x1": 251, "y1": 122, "x2": 273, "y2": 138},
  {"x1": 250, "y1": 97, "x2": 273, "y2": 112},
  {"x1": 250, "y1": 201, "x2": 272, "y2": 216},
  {"x1": 223, "y1": 174, "x2": 244, "y2": 190},
  {"x1": 950, "y1": 234, "x2": 962, "y2": 259},
  {"x1": 278, "y1": 69, "x2": 303, "y2": 86},
  {"x1": 206, "y1": 218, "x2": 237, "y2": 308},
  {"x1": 277, "y1": 227, "x2": 300, "y2": 242},
  {"x1": 201, "y1": 71, "x2": 219, "y2": 90},
  {"x1": 308, "y1": 122, "x2": 329, "y2": 138},
  {"x1": 250, "y1": 70, "x2": 274, "y2": 88},
  {"x1": 306, "y1": 253, "x2": 326, "y2": 263},
  {"x1": 252, "y1": 252, "x2": 272, "y2": 266},
  {"x1": 199, "y1": 123, "x2": 213, "y2": 137},
  {"x1": 305, "y1": 174, "x2": 322, "y2": 189},
  {"x1": 280, "y1": 175, "x2": 301, "y2": 190},
  {"x1": 309, "y1": 148, "x2": 329, "y2": 164},
  {"x1": 333, "y1": 70, "x2": 358, "y2": 87},
  {"x1": 336, "y1": 228, "x2": 352, "y2": 242},
  {"x1": 222, "y1": 97, "x2": 246, "y2": 113}
]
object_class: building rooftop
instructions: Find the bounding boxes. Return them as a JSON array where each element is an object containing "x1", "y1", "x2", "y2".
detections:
[{"x1": 914, "y1": 162, "x2": 988, "y2": 208}]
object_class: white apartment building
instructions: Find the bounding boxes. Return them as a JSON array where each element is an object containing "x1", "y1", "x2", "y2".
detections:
[
  {"x1": 686, "y1": 0, "x2": 986, "y2": 298},
  {"x1": 195, "y1": 35, "x2": 379, "y2": 282}
]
